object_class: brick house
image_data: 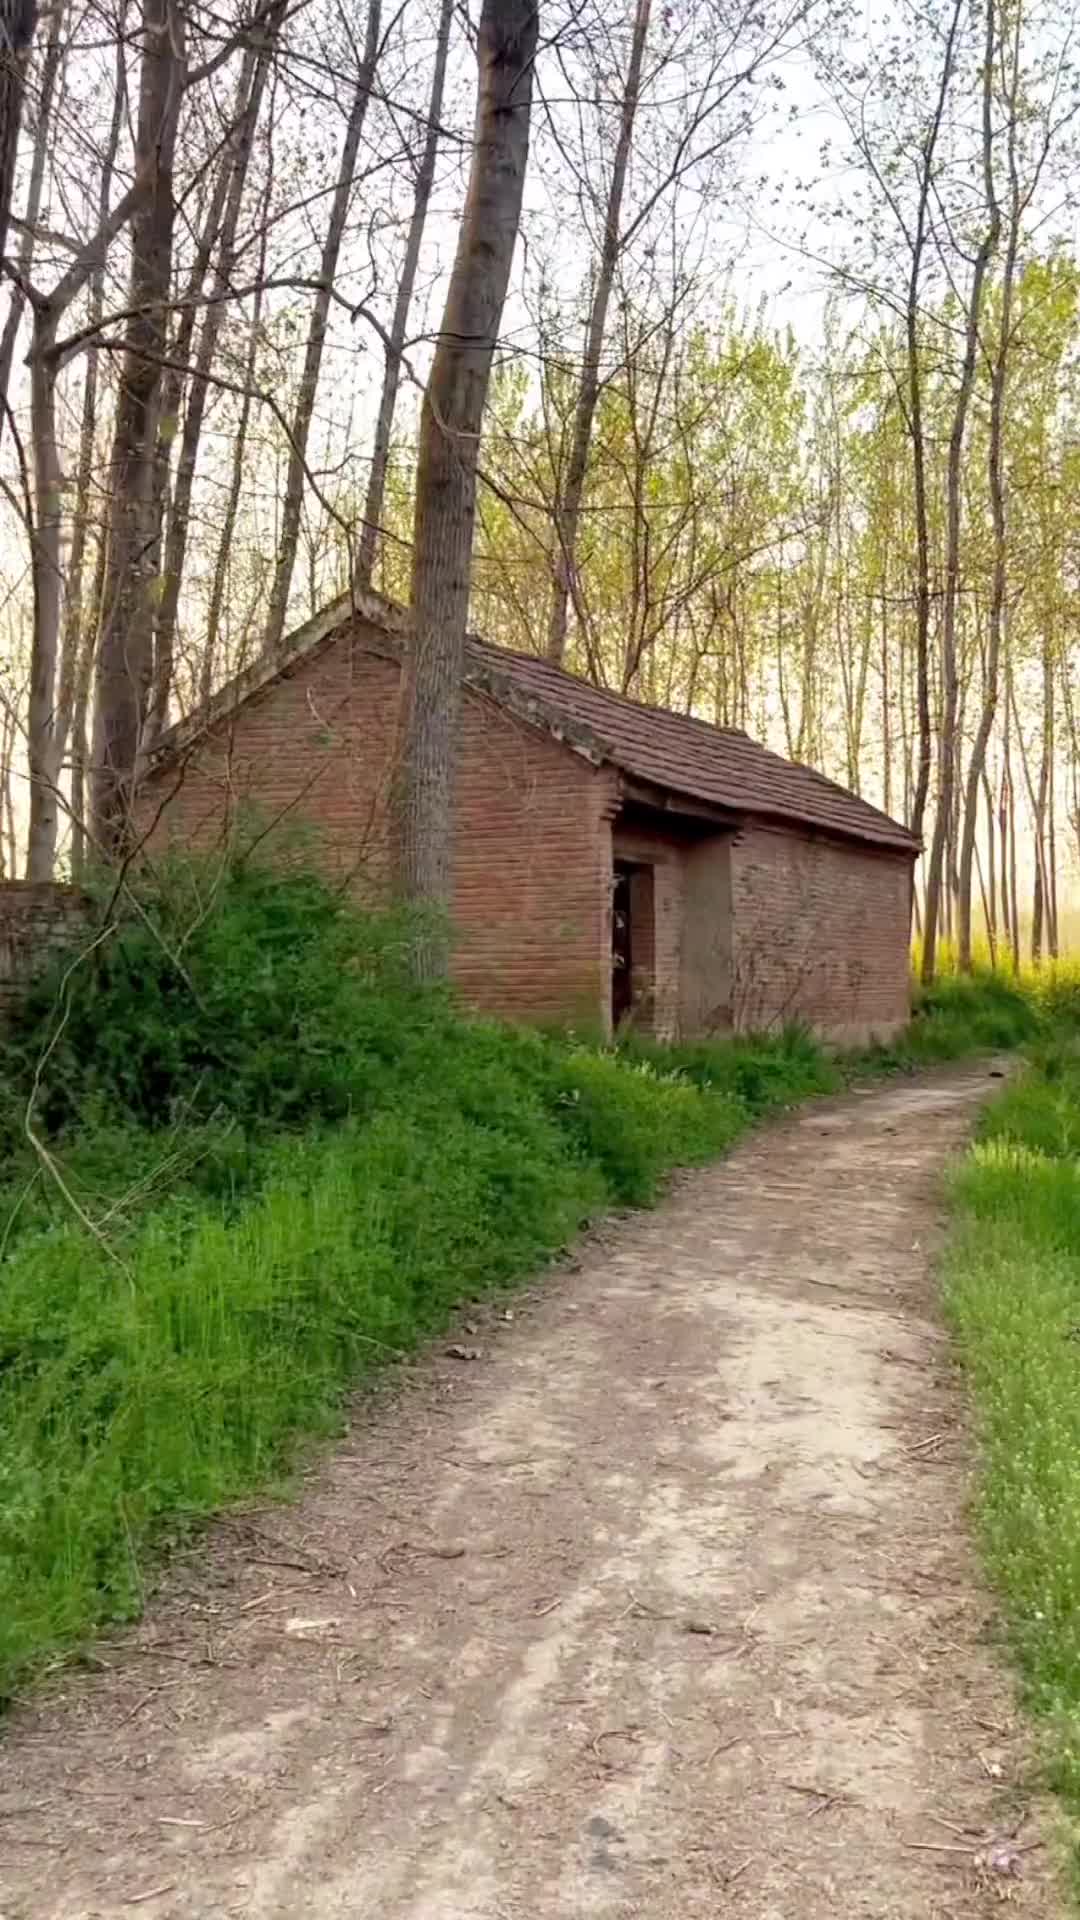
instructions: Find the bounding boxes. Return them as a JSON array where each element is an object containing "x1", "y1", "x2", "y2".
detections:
[{"x1": 138, "y1": 588, "x2": 919, "y2": 1045}]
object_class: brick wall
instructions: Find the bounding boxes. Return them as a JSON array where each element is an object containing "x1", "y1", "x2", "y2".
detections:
[
  {"x1": 680, "y1": 835, "x2": 733, "y2": 1037},
  {"x1": 730, "y1": 823, "x2": 912, "y2": 1044},
  {"x1": 0, "y1": 882, "x2": 91, "y2": 1016},
  {"x1": 137, "y1": 624, "x2": 617, "y2": 1031},
  {"x1": 137, "y1": 620, "x2": 913, "y2": 1045},
  {"x1": 135, "y1": 627, "x2": 400, "y2": 892}
]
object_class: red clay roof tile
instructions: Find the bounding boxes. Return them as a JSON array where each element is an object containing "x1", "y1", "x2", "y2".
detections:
[{"x1": 465, "y1": 637, "x2": 919, "y2": 854}]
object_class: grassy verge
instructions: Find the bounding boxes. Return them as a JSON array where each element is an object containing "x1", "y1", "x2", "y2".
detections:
[
  {"x1": 943, "y1": 1034, "x2": 1080, "y2": 1876},
  {"x1": 0, "y1": 856, "x2": 1054, "y2": 1701}
]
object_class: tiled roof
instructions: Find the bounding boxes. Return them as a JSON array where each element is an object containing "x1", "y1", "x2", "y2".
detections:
[
  {"x1": 151, "y1": 589, "x2": 918, "y2": 855},
  {"x1": 464, "y1": 636, "x2": 919, "y2": 854}
]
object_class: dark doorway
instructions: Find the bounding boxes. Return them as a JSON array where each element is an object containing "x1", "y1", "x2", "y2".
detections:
[
  {"x1": 612, "y1": 863, "x2": 634, "y2": 1026},
  {"x1": 612, "y1": 859, "x2": 655, "y2": 1029}
]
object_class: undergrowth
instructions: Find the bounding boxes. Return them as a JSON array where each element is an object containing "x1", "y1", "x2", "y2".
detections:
[
  {"x1": 0, "y1": 853, "x2": 1058, "y2": 1701},
  {"x1": 944, "y1": 1036, "x2": 1080, "y2": 1888},
  {"x1": 0, "y1": 857, "x2": 825, "y2": 1698}
]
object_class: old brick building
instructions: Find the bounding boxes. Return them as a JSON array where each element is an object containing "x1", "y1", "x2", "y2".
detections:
[{"x1": 138, "y1": 589, "x2": 919, "y2": 1044}]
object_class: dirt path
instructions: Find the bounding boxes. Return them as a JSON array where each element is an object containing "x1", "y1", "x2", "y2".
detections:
[{"x1": 1, "y1": 1066, "x2": 1059, "y2": 1919}]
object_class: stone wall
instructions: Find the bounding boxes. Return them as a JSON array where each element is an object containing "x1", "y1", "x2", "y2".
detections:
[{"x1": 0, "y1": 882, "x2": 91, "y2": 1016}]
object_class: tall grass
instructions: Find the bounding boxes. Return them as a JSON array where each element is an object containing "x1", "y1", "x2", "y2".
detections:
[{"x1": 944, "y1": 1037, "x2": 1080, "y2": 1871}]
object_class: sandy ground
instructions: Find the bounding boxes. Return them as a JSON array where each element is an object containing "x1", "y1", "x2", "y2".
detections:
[{"x1": 0, "y1": 1064, "x2": 1061, "y2": 1919}]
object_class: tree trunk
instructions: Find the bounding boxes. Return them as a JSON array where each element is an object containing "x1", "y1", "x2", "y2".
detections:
[
  {"x1": 957, "y1": 0, "x2": 1019, "y2": 970},
  {"x1": 261, "y1": 0, "x2": 381, "y2": 654},
  {"x1": 1033, "y1": 637, "x2": 1054, "y2": 964},
  {"x1": 90, "y1": 0, "x2": 186, "y2": 857},
  {"x1": 151, "y1": 13, "x2": 279, "y2": 733},
  {"x1": 53, "y1": 23, "x2": 126, "y2": 864},
  {"x1": 0, "y1": 0, "x2": 36, "y2": 268},
  {"x1": 921, "y1": 0, "x2": 999, "y2": 984},
  {"x1": 204, "y1": 128, "x2": 275, "y2": 696},
  {"x1": 546, "y1": 0, "x2": 651, "y2": 665},
  {"x1": 0, "y1": 0, "x2": 60, "y2": 421},
  {"x1": 355, "y1": 0, "x2": 451, "y2": 591},
  {"x1": 24, "y1": 339, "x2": 65, "y2": 876},
  {"x1": 1008, "y1": 772, "x2": 1019, "y2": 972},
  {"x1": 880, "y1": 588, "x2": 891, "y2": 818},
  {"x1": 906, "y1": 0, "x2": 964, "y2": 840},
  {"x1": 0, "y1": 699, "x2": 15, "y2": 873},
  {"x1": 393, "y1": 0, "x2": 538, "y2": 974},
  {"x1": 982, "y1": 766, "x2": 996, "y2": 947}
]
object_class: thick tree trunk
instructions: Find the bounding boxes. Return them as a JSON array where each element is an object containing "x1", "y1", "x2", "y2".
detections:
[
  {"x1": 90, "y1": 0, "x2": 186, "y2": 856},
  {"x1": 355, "y1": 0, "x2": 451, "y2": 592},
  {"x1": 546, "y1": 0, "x2": 650, "y2": 665},
  {"x1": 393, "y1": 0, "x2": 538, "y2": 975},
  {"x1": 261, "y1": 0, "x2": 380, "y2": 654}
]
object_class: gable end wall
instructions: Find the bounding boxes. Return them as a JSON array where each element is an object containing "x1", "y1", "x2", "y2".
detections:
[
  {"x1": 136, "y1": 622, "x2": 615, "y2": 1031},
  {"x1": 730, "y1": 822, "x2": 912, "y2": 1044}
]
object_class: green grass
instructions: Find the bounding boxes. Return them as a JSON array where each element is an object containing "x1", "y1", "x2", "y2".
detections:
[
  {"x1": 943, "y1": 1035, "x2": 1080, "y2": 1868},
  {"x1": 863, "y1": 969, "x2": 1044, "y2": 1067},
  {"x1": 0, "y1": 853, "x2": 1057, "y2": 1702}
]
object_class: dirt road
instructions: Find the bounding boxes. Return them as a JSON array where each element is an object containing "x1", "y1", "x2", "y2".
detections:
[{"x1": 1, "y1": 1066, "x2": 1058, "y2": 1918}]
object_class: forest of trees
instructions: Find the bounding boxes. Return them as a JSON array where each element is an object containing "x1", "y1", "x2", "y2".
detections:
[{"x1": 0, "y1": 0, "x2": 1077, "y2": 969}]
